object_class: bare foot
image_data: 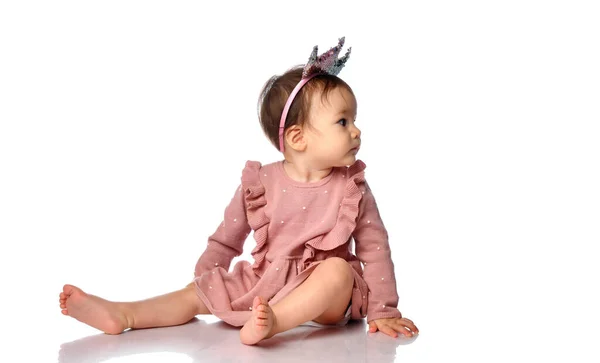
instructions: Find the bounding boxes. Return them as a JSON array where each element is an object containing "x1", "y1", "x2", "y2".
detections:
[
  {"x1": 239, "y1": 296, "x2": 277, "y2": 345},
  {"x1": 59, "y1": 284, "x2": 129, "y2": 335}
]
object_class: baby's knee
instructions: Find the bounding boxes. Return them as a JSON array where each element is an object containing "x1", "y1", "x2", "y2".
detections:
[{"x1": 319, "y1": 257, "x2": 354, "y2": 286}]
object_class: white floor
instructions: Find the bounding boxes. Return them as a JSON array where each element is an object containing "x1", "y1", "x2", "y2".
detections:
[
  {"x1": 55, "y1": 317, "x2": 417, "y2": 363},
  {"x1": 11, "y1": 277, "x2": 599, "y2": 363}
]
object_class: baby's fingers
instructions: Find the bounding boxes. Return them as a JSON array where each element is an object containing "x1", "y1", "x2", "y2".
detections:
[
  {"x1": 368, "y1": 321, "x2": 378, "y2": 333},
  {"x1": 379, "y1": 325, "x2": 399, "y2": 338},
  {"x1": 393, "y1": 321, "x2": 417, "y2": 337},
  {"x1": 396, "y1": 324, "x2": 414, "y2": 337},
  {"x1": 400, "y1": 318, "x2": 419, "y2": 335}
]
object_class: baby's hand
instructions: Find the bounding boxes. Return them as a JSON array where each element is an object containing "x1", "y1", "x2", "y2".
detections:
[{"x1": 368, "y1": 317, "x2": 419, "y2": 338}]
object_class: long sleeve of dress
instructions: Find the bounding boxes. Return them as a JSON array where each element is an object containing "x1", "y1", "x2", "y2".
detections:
[
  {"x1": 194, "y1": 184, "x2": 251, "y2": 277},
  {"x1": 353, "y1": 182, "x2": 403, "y2": 322}
]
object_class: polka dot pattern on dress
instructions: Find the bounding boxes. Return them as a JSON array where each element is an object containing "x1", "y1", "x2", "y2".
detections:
[{"x1": 198, "y1": 159, "x2": 399, "y2": 321}]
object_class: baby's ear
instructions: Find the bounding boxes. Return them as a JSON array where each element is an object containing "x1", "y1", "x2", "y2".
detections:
[{"x1": 285, "y1": 126, "x2": 307, "y2": 152}]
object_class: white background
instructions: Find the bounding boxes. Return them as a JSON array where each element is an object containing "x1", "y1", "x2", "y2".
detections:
[{"x1": 1, "y1": 1, "x2": 599, "y2": 361}]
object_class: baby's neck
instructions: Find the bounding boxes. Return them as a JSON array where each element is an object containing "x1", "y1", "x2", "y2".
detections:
[{"x1": 282, "y1": 159, "x2": 333, "y2": 183}]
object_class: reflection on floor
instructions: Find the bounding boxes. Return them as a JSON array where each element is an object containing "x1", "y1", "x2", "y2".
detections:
[{"x1": 58, "y1": 317, "x2": 418, "y2": 362}]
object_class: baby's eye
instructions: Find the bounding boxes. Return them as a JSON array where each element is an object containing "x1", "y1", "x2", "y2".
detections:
[{"x1": 337, "y1": 118, "x2": 347, "y2": 127}]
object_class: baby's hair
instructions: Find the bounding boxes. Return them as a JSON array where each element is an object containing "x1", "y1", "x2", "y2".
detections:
[{"x1": 257, "y1": 64, "x2": 354, "y2": 151}]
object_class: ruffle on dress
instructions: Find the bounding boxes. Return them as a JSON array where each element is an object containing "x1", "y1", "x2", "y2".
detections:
[
  {"x1": 300, "y1": 160, "x2": 370, "y2": 320},
  {"x1": 240, "y1": 161, "x2": 270, "y2": 276},
  {"x1": 301, "y1": 160, "x2": 367, "y2": 266},
  {"x1": 195, "y1": 160, "x2": 372, "y2": 326},
  {"x1": 241, "y1": 159, "x2": 368, "y2": 273}
]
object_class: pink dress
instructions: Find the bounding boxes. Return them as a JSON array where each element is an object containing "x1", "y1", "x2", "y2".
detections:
[{"x1": 193, "y1": 159, "x2": 403, "y2": 327}]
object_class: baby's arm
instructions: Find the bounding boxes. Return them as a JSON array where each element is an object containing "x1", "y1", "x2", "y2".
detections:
[
  {"x1": 194, "y1": 184, "x2": 251, "y2": 277},
  {"x1": 353, "y1": 181, "x2": 403, "y2": 322}
]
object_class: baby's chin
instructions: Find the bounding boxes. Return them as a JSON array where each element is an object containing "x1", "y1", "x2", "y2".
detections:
[
  {"x1": 332, "y1": 155, "x2": 358, "y2": 168},
  {"x1": 314, "y1": 152, "x2": 358, "y2": 168}
]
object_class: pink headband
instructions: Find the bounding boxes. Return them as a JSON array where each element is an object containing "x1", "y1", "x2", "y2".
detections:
[
  {"x1": 277, "y1": 37, "x2": 351, "y2": 153},
  {"x1": 278, "y1": 73, "x2": 320, "y2": 152}
]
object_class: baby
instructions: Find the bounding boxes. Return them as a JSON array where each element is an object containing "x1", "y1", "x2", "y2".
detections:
[{"x1": 59, "y1": 37, "x2": 419, "y2": 346}]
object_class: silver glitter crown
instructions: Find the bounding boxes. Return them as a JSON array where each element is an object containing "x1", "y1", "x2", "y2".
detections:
[{"x1": 302, "y1": 36, "x2": 352, "y2": 78}]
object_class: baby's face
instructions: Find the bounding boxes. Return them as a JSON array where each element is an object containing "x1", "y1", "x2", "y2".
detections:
[{"x1": 304, "y1": 86, "x2": 361, "y2": 168}]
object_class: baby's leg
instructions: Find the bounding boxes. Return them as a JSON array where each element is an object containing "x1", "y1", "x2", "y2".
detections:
[
  {"x1": 58, "y1": 282, "x2": 209, "y2": 334},
  {"x1": 240, "y1": 257, "x2": 354, "y2": 345}
]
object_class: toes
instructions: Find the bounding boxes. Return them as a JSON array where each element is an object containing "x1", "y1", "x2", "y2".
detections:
[
  {"x1": 61, "y1": 309, "x2": 68, "y2": 315},
  {"x1": 252, "y1": 297, "x2": 271, "y2": 314},
  {"x1": 255, "y1": 311, "x2": 268, "y2": 320},
  {"x1": 63, "y1": 284, "x2": 82, "y2": 296},
  {"x1": 63, "y1": 284, "x2": 75, "y2": 295},
  {"x1": 256, "y1": 304, "x2": 270, "y2": 313},
  {"x1": 255, "y1": 317, "x2": 268, "y2": 326},
  {"x1": 250, "y1": 296, "x2": 273, "y2": 330},
  {"x1": 252, "y1": 296, "x2": 261, "y2": 309},
  {"x1": 254, "y1": 296, "x2": 268, "y2": 308}
]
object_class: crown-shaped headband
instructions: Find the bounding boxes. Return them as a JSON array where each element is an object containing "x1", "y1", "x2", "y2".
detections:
[{"x1": 278, "y1": 37, "x2": 352, "y2": 152}]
